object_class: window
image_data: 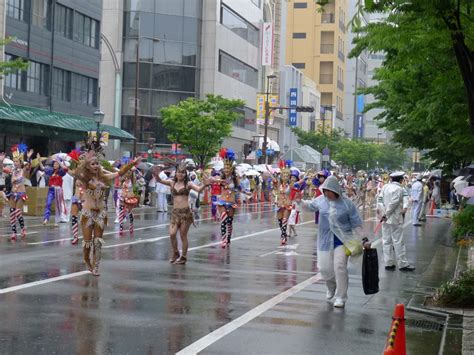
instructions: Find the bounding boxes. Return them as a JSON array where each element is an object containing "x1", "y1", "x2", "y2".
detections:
[
  {"x1": 292, "y1": 63, "x2": 305, "y2": 69},
  {"x1": 219, "y1": 51, "x2": 258, "y2": 88},
  {"x1": 292, "y1": 32, "x2": 306, "y2": 39},
  {"x1": 251, "y1": 0, "x2": 261, "y2": 8},
  {"x1": 32, "y1": 0, "x2": 51, "y2": 29},
  {"x1": 294, "y1": 2, "x2": 307, "y2": 8},
  {"x1": 5, "y1": 56, "x2": 49, "y2": 95},
  {"x1": 74, "y1": 12, "x2": 100, "y2": 48},
  {"x1": 71, "y1": 74, "x2": 97, "y2": 106},
  {"x1": 7, "y1": 0, "x2": 27, "y2": 21},
  {"x1": 221, "y1": 5, "x2": 259, "y2": 47},
  {"x1": 52, "y1": 68, "x2": 71, "y2": 102},
  {"x1": 4, "y1": 54, "x2": 22, "y2": 90},
  {"x1": 55, "y1": 4, "x2": 73, "y2": 38}
]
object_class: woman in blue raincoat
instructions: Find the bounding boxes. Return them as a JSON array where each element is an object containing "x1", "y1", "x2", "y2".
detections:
[{"x1": 305, "y1": 176, "x2": 371, "y2": 308}]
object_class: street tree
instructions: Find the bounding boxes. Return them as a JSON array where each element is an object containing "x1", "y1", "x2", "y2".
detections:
[
  {"x1": 344, "y1": 1, "x2": 474, "y2": 170},
  {"x1": 0, "y1": 38, "x2": 28, "y2": 76},
  {"x1": 160, "y1": 94, "x2": 244, "y2": 168},
  {"x1": 292, "y1": 128, "x2": 407, "y2": 171}
]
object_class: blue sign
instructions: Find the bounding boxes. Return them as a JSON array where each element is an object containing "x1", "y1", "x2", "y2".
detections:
[
  {"x1": 289, "y1": 88, "x2": 298, "y2": 127},
  {"x1": 357, "y1": 95, "x2": 364, "y2": 113},
  {"x1": 356, "y1": 114, "x2": 364, "y2": 138}
]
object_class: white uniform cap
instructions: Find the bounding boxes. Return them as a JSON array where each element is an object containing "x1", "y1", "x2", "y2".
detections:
[{"x1": 389, "y1": 171, "x2": 405, "y2": 178}]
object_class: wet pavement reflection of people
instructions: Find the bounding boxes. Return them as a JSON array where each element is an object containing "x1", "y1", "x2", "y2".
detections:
[
  {"x1": 70, "y1": 277, "x2": 103, "y2": 354},
  {"x1": 166, "y1": 267, "x2": 190, "y2": 353}
]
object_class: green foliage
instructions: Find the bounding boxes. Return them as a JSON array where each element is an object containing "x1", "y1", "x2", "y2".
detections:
[
  {"x1": 292, "y1": 128, "x2": 407, "y2": 170},
  {"x1": 347, "y1": 0, "x2": 474, "y2": 170},
  {"x1": 452, "y1": 205, "x2": 474, "y2": 241},
  {"x1": 0, "y1": 38, "x2": 29, "y2": 76},
  {"x1": 160, "y1": 94, "x2": 244, "y2": 168},
  {"x1": 434, "y1": 269, "x2": 474, "y2": 308}
]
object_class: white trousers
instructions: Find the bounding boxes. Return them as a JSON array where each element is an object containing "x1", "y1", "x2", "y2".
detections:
[
  {"x1": 382, "y1": 223, "x2": 409, "y2": 268},
  {"x1": 318, "y1": 245, "x2": 349, "y2": 301},
  {"x1": 157, "y1": 193, "x2": 168, "y2": 212},
  {"x1": 412, "y1": 201, "x2": 422, "y2": 224},
  {"x1": 61, "y1": 199, "x2": 72, "y2": 222}
]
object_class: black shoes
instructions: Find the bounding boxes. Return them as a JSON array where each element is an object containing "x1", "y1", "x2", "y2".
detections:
[
  {"x1": 385, "y1": 265, "x2": 396, "y2": 270},
  {"x1": 399, "y1": 265, "x2": 416, "y2": 271}
]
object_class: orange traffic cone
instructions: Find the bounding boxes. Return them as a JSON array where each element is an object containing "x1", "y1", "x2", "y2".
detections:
[
  {"x1": 384, "y1": 304, "x2": 406, "y2": 355},
  {"x1": 429, "y1": 200, "x2": 435, "y2": 216}
]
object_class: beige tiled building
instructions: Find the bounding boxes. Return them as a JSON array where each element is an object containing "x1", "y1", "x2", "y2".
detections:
[{"x1": 284, "y1": 0, "x2": 348, "y2": 131}]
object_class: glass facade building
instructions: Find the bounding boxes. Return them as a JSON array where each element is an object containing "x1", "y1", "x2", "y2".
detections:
[{"x1": 122, "y1": 0, "x2": 202, "y2": 144}]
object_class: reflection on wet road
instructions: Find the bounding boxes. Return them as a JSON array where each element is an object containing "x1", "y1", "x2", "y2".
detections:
[{"x1": 0, "y1": 203, "x2": 455, "y2": 354}]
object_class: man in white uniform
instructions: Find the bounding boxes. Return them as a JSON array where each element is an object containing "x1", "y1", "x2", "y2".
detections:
[
  {"x1": 155, "y1": 169, "x2": 169, "y2": 213},
  {"x1": 378, "y1": 171, "x2": 415, "y2": 271},
  {"x1": 410, "y1": 174, "x2": 423, "y2": 226}
]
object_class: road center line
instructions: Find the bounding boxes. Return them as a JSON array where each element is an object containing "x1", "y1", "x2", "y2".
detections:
[
  {"x1": 176, "y1": 274, "x2": 322, "y2": 355},
  {"x1": 0, "y1": 271, "x2": 90, "y2": 295},
  {"x1": 26, "y1": 208, "x2": 275, "y2": 246}
]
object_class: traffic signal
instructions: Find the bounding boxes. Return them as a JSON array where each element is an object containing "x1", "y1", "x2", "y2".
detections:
[
  {"x1": 295, "y1": 106, "x2": 315, "y2": 112},
  {"x1": 243, "y1": 143, "x2": 252, "y2": 157}
]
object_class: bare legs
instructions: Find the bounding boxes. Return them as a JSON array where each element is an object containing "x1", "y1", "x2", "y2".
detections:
[{"x1": 169, "y1": 221, "x2": 191, "y2": 264}]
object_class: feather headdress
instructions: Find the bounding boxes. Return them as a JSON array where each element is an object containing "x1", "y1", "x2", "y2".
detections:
[{"x1": 219, "y1": 148, "x2": 236, "y2": 170}]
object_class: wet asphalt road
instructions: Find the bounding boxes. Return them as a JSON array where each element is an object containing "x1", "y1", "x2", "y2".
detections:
[{"x1": 0, "y1": 202, "x2": 456, "y2": 354}]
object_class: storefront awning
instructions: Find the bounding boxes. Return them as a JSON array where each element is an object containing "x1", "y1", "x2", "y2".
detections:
[{"x1": 0, "y1": 104, "x2": 135, "y2": 141}]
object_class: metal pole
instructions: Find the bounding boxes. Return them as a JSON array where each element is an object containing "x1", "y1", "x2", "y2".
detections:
[
  {"x1": 133, "y1": 38, "x2": 139, "y2": 157},
  {"x1": 262, "y1": 76, "x2": 270, "y2": 164},
  {"x1": 352, "y1": 56, "x2": 359, "y2": 138}
]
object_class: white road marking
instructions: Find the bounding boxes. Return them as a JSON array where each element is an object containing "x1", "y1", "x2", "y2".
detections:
[
  {"x1": 26, "y1": 208, "x2": 274, "y2": 246},
  {"x1": 0, "y1": 271, "x2": 90, "y2": 294},
  {"x1": 0, "y1": 231, "x2": 39, "y2": 238},
  {"x1": 176, "y1": 274, "x2": 322, "y2": 355},
  {"x1": 0, "y1": 218, "x2": 303, "y2": 294}
]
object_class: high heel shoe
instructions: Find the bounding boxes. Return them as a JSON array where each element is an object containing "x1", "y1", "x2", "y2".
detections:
[
  {"x1": 169, "y1": 251, "x2": 180, "y2": 263},
  {"x1": 174, "y1": 256, "x2": 187, "y2": 265}
]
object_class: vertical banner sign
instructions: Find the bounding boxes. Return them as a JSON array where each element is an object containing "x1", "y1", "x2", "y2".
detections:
[
  {"x1": 356, "y1": 114, "x2": 364, "y2": 138},
  {"x1": 357, "y1": 94, "x2": 365, "y2": 113},
  {"x1": 261, "y1": 22, "x2": 274, "y2": 66},
  {"x1": 256, "y1": 94, "x2": 279, "y2": 125},
  {"x1": 289, "y1": 88, "x2": 298, "y2": 127}
]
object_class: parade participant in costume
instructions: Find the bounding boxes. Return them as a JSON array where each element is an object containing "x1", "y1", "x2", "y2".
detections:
[
  {"x1": 75, "y1": 145, "x2": 139, "y2": 276},
  {"x1": 42, "y1": 156, "x2": 67, "y2": 226},
  {"x1": 4, "y1": 144, "x2": 29, "y2": 240},
  {"x1": 272, "y1": 160, "x2": 293, "y2": 245},
  {"x1": 155, "y1": 161, "x2": 207, "y2": 264},
  {"x1": 288, "y1": 169, "x2": 305, "y2": 237},
  {"x1": 210, "y1": 169, "x2": 222, "y2": 221},
  {"x1": 311, "y1": 169, "x2": 330, "y2": 224},
  {"x1": 213, "y1": 149, "x2": 242, "y2": 248},
  {"x1": 119, "y1": 170, "x2": 140, "y2": 235},
  {"x1": 67, "y1": 150, "x2": 83, "y2": 245}
]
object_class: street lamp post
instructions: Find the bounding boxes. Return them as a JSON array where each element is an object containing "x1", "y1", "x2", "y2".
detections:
[
  {"x1": 93, "y1": 109, "x2": 105, "y2": 150},
  {"x1": 262, "y1": 74, "x2": 277, "y2": 164}
]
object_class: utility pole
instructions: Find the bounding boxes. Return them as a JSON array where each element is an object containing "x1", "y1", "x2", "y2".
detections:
[
  {"x1": 261, "y1": 74, "x2": 276, "y2": 164},
  {"x1": 133, "y1": 38, "x2": 140, "y2": 157}
]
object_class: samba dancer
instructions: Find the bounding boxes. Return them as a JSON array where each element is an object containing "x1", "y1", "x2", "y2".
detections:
[
  {"x1": 155, "y1": 162, "x2": 207, "y2": 264},
  {"x1": 212, "y1": 149, "x2": 243, "y2": 248},
  {"x1": 75, "y1": 148, "x2": 139, "y2": 276},
  {"x1": 4, "y1": 145, "x2": 29, "y2": 240},
  {"x1": 272, "y1": 160, "x2": 293, "y2": 245}
]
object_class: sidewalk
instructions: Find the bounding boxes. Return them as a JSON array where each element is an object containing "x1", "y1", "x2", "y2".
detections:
[{"x1": 463, "y1": 245, "x2": 474, "y2": 354}]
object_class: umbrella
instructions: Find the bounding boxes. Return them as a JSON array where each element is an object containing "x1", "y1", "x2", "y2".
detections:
[
  {"x1": 209, "y1": 160, "x2": 224, "y2": 171},
  {"x1": 454, "y1": 180, "x2": 469, "y2": 194},
  {"x1": 242, "y1": 169, "x2": 260, "y2": 176},
  {"x1": 452, "y1": 176, "x2": 465, "y2": 184},
  {"x1": 137, "y1": 162, "x2": 152, "y2": 171},
  {"x1": 460, "y1": 186, "x2": 474, "y2": 198},
  {"x1": 237, "y1": 163, "x2": 252, "y2": 171}
]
